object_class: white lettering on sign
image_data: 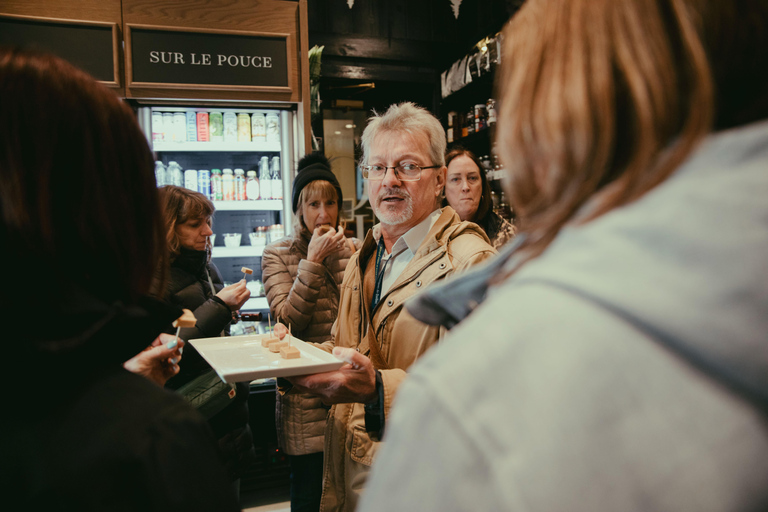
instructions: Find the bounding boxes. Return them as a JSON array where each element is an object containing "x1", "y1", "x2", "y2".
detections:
[
  {"x1": 149, "y1": 51, "x2": 186, "y2": 64},
  {"x1": 150, "y1": 51, "x2": 273, "y2": 68},
  {"x1": 216, "y1": 55, "x2": 274, "y2": 68},
  {"x1": 190, "y1": 53, "x2": 212, "y2": 65}
]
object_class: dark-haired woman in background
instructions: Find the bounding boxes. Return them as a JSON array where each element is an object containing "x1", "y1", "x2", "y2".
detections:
[
  {"x1": 442, "y1": 148, "x2": 515, "y2": 248},
  {"x1": 158, "y1": 185, "x2": 256, "y2": 498},
  {"x1": 0, "y1": 48, "x2": 239, "y2": 510},
  {"x1": 262, "y1": 153, "x2": 360, "y2": 512}
]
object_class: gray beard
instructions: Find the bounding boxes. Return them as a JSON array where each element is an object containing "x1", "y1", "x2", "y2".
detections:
[{"x1": 373, "y1": 188, "x2": 414, "y2": 226}]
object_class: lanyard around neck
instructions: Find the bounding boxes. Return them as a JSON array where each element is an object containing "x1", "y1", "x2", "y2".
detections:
[{"x1": 370, "y1": 238, "x2": 387, "y2": 312}]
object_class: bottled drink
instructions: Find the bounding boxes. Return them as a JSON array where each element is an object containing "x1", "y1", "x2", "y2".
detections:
[
  {"x1": 251, "y1": 113, "x2": 266, "y2": 142},
  {"x1": 154, "y1": 161, "x2": 166, "y2": 187},
  {"x1": 211, "y1": 168, "x2": 223, "y2": 201},
  {"x1": 271, "y1": 156, "x2": 282, "y2": 200},
  {"x1": 474, "y1": 104, "x2": 487, "y2": 131},
  {"x1": 152, "y1": 112, "x2": 164, "y2": 143},
  {"x1": 167, "y1": 161, "x2": 183, "y2": 187},
  {"x1": 237, "y1": 113, "x2": 251, "y2": 142},
  {"x1": 246, "y1": 170, "x2": 260, "y2": 200},
  {"x1": 258, "y1": 156, "x2": 271, "y2": 199},
  {"x1": 196, "y1": 112, "x2": 209, "y2": 142},
  {"x1": 184, "y1": 169, "x2": 198, "y2": 191},
  {"x1": 466, "y1": 108, "x2": 475, "y2": 134},
  {"x1": 266, "y1": 113, "x2": 280, "y2": 144},
  {"x1": 163, "y1": 112, "x2": 174, "y2": 142},
  {"x1": 173, "y1": 112, "x2": 187, "y2": 142},
  {"x1": 209, "y1": 112, "x2": 224, "y2": 142},
  {"x1": 486, "y1": 98, "x2": 497, "y2": 126},
  {"x1": 223, "y1": 112, "x2": 238, "y2": 142},
  {"x1": 234, "y1": 168, "x2": 246, "y2": 201},
  {"x1": 222, "y1": 168, "x2": 235, "y2": 201},
  {"x1": 186, "y1": 111, "x2": 197, "y2": 142},
  {"x1": 198, "y1": 170, "x2": 211, "y2": 199}
]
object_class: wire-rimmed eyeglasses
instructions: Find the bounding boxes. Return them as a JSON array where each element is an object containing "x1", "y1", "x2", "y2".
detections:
[{"x1": 361, "y1": 163, "x2": 441, "y2": 181}]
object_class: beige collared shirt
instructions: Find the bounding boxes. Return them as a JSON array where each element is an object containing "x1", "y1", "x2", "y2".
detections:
[{"x1": 372, "y1": 209, "x2": 443, "y2": 297}]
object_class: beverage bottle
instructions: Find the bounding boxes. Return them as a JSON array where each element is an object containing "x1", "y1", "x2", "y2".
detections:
[
  {"x1": 258, "y1": 156, "x2": 271, "y2": 199},
  {"x1": 271, "y1": 156, "x2": 283, "y2": 200},
  {"x1": 486, "y1": 98, "x2": 497, "y2": 126},
  {"x1": 186, "y1": 111, "x2": 197, "y2": 142},
  {"x1": 196, "y1": 112, "x2": 209, "y2": 142},
  {"x1": 154, "y1": 161, "x2": 166, "y2": 187},
  {"x1": 222, "y1": 168, "x2": 235, "y2": 201},
  {"x1": 251, "y1": 113, "x2": 266, "y2": 142},
  {"x1": 234, "y1": 168, "x2": 246, "y2": 201},
  {"x1": 223, "y1": 112, "x2": 238, "y2": 142},
  {"x1": 152, "y1": 112, "x2": 164, "y2": 143},
  {"x1": 163, "y1": 112, "x2": 174, "y2": 143},
  {"x1": 173, "y1": 112, "x2": 187, "y2": 142},
  {"x1": 198, "y1": 170, "x2": 211, "y2": 199},
  {"x1": 265, "y1": 113, "x2": 280, "y2": 144},
  {"x1": 211, "y1": 168, "x2": 223, "y2": 200},
  {"x1": 167, "y1": 161, "x2": 183, "y2": 187},
  {"x1": 184, "y1": 169, "x2": 198, "y2": 191},
  {"x1": 237, "y1": 113, "x2": 251, "y2": 142},
  {"x1": 209, "y1": 112, "x2": 224, "y2": 142},
  {"x1": 245, "y1": 170, "x2": 260, "y2": 200}
]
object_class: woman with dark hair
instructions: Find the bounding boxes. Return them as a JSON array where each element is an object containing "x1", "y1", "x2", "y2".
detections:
[
  {"x1": 261, "y1": 152, "x2": 360, "y2": 512},
  {"x1": 158, "y1": 185, "x2": 256, "y2": 494},
  {"x1": 443, "y1": 148, "x2": 515, "y2": 248},
  {"x1": 0, "y1": 48, "x2": 239, "y2": 510},
  {"x1": 361, "y1": 0, "x2": 768, "y2": 511}
]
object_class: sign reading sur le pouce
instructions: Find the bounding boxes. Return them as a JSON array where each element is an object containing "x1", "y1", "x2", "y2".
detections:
[{"x1": 130, "y1": 28, "x2": 289, "y2": 87}]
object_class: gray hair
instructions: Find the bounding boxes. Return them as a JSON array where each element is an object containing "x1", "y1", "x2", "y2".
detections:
[{"x1": 361, "y1": 102, "x2": 446, "y2": 168}]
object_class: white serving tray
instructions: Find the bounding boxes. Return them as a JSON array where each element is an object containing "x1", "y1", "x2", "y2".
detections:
[{"x1": 188, "y1": 333, "x2": 344, "y2": 383}]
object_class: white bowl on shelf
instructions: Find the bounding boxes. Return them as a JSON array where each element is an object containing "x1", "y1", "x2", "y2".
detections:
[{"x1": 223, "y1": 233, "x2": 241, "y2": 247}]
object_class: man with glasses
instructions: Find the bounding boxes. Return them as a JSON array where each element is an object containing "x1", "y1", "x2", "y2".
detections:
[{"x1": 287, "y1": 102, "x2": 496, "y2": 511}]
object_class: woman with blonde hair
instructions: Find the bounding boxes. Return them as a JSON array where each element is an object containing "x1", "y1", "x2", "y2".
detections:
[
  {"x1": 262, "y1": 152, "x2": 360, "y2": 512},
  {"x1": 360, "y1": 0, "x2": 768, "y2": 511}
]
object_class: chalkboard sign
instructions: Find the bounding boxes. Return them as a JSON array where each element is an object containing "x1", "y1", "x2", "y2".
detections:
[
  {"x1": 129, "y1": 27, "x2": 289, "y2": 89},
  {"x1": 0, "y1": 16, "x2": 116, "y2": 84}
]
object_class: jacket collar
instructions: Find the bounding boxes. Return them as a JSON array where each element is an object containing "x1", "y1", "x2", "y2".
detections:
[
  {"x1": 173, "y1": 247, "x2": 208, "y2": 277},
  {"x1": 405, "y1": 234, "x2": 526, "y2": 329}
]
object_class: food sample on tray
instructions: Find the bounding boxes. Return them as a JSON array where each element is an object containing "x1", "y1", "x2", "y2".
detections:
[
  {"x1": 269, "y1": 340, "x2": 289, "y2": 353},
  {"x1": 279, "y1": 324, "x2": 301, "y2": 359},
  {"x1": 280, "y1": 345, "x2": 301, "y2": 359}
]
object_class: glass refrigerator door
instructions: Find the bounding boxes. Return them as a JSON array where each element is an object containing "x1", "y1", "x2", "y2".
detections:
[{"x1": 138, "y1": 105, "x2": 296, "y2": 314}]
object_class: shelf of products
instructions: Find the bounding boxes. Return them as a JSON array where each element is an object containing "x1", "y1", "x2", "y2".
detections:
[{"x1": 140, "y1": 105, "x2": 293, "y2": 292}]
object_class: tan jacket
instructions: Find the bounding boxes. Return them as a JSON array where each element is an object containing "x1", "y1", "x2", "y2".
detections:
[
  {"x1": 319, "y1": 207, "x2": 496, "y2": 511},
  {"x1": 262, "y1": 234, "x2": 361, "y2": 455}
]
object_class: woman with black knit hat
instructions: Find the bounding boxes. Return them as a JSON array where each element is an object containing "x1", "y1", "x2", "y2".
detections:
[{"x1": 262, "y1": 152, "x2": 360, "y2": 512}]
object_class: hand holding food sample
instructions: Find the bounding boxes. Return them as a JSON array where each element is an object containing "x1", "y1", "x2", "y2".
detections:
[
  {"x1": 216, "y1": 279, "x2": 251, "y2": 310},
  {"x1": 123, "y1": 333, "x2": 185, "y2": 386},
  {"x1": 307, "y1": 223, "x2": 346, "y2": 263}
]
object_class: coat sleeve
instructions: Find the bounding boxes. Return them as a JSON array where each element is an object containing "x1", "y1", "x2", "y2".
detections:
[{"x1": 262, "y1": 243, "x2": 327, "y2": 331}]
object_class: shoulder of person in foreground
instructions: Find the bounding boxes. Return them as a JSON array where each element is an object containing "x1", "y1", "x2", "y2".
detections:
[{"x1": 442, "y1": 216, "x2": 497, "y2": 271}]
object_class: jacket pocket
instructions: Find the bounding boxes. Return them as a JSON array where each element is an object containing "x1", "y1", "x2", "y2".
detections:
[{"x1": 349, "y1": 424, "x2": 376, "y2": 467}]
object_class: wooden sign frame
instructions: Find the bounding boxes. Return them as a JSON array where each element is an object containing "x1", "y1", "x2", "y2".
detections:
[
  {"x1": 0, "y1": 13, "x2": 120, "y2": 87},
  {"x1": 124, "y1": 23, "x2": 293, "y2": 95}
]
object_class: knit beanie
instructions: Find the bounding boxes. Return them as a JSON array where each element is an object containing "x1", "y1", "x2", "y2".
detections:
[{"x1": 292, "y1": 152, "x2": 343, "y2": 213}]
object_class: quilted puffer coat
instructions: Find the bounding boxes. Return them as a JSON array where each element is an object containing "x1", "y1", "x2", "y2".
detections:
[{"x1": 262, "y1": 233, "x2": 361, "y2": 455}]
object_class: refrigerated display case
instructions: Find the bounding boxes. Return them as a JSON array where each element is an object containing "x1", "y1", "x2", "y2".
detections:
[{"x1": 137, "y1": 105, "x2": 297, "y2": 315}]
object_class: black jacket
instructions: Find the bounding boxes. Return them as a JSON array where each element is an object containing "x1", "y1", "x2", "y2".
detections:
[
  {"x1": 2, "y1": 290, "x2": 239, "y2": 511},
  {"x1": 164, "y1": 248, "x2": 256, "y2": 480}
]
